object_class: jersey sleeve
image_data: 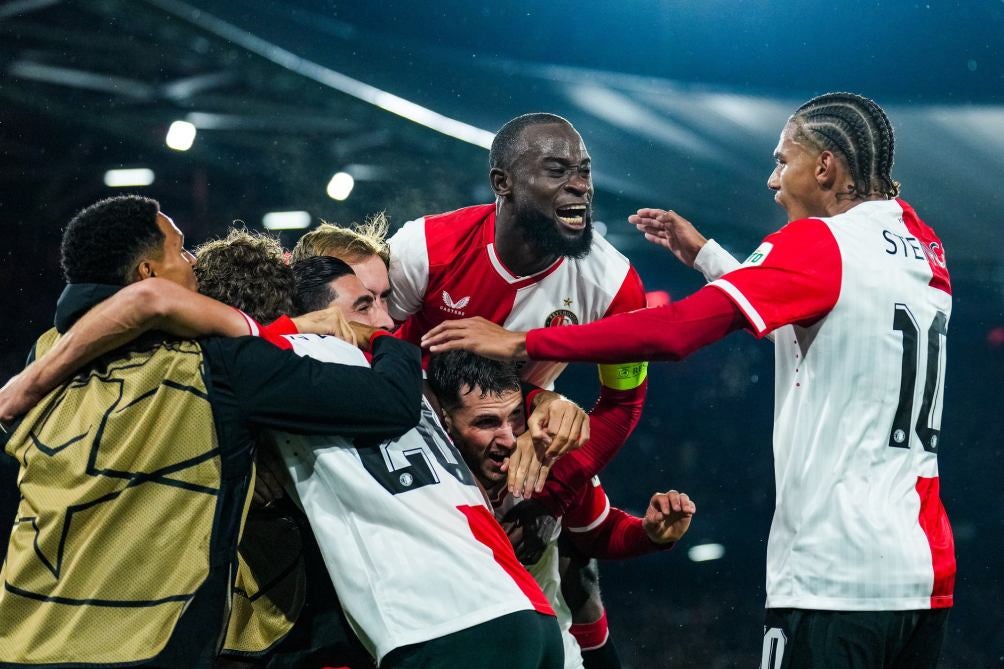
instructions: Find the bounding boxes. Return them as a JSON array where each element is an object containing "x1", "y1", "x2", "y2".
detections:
[
  {"x1": 602, "y1": 265, "x2": 646, "y2": 316},
  {"x1": 564, "y1": 478, "x2": 662, "y2": 559},
  {"x1": 709, "y1": 217, "x2": 841, "y2": 337},
  {"x1": 693, "y1": 239, "x2": 742, "y2": 283},
  {"x1": 387, "y1": 217, "x2": 430, "y2": 322},
  {"x1": 534, "y1": 368, "x2": 647, "y2": 517}
]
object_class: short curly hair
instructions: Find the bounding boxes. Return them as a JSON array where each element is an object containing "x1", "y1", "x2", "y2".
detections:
[
  {"x1": 194, "y1": 228, "x2": 293, "y2": 323},
  {"x1": 60, "y1": 195, "x2": 163, "y2": 285},
  {"x1": 290, "y1": 212, "x2": 390, "y2": 267}
]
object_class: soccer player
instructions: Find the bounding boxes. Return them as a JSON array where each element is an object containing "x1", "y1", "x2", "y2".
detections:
[
  {"x1": 0, "y1": 196, "x2": 422, "y2": 668},
  {"x1": 291, "y1": 214, "x2": 395, "y2": 329},
  {"x1": 427, "y1": 350, "x2": 696, "y2": 669},
  {"x1": 1, "y1": 229, "x2": 577, "y2": 669},
  {"x1": 388, "y1": 112, "x2": 649, "y2": 664},
  {"x1": 423, "y1": 92, "x2": 956, "y2": 669}
]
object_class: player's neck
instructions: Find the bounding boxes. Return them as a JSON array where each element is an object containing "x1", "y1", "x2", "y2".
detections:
[{"x1": 494, "y1": 212, "x2": 558, "y2": 277}]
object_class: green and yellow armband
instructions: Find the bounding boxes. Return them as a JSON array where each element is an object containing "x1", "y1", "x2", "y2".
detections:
[{"x1": 597, "y1": 361, "x2": 648, "y2": 391}]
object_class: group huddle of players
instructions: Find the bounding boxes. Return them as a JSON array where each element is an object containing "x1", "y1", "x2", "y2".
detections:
[{"x1": 0, "y1": 93, "x2": 956, "y2": 669}]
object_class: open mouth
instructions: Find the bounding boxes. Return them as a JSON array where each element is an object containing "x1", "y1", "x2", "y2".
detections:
[
  {"x1": 555, "y1": 204, "x2": 588, "y2": 229},
  {"x1": 486, "y1": 450, "x2": 509, "y2": 466}
]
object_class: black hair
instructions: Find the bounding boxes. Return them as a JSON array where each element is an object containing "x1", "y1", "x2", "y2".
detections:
[
  {"x1": 427, "y1": 350, "x2": 521, "y2": 410},
  {"x1": 791, "y1": 92, "x2": 900, "y2": 198},
  {"x1": 489, "y1": 112, "x2": 573, "y2": 171},
  {"x1": 291, "y1": 255, "x2": 355, "y2": 315},
  {"x1": 60, "y1": 195, "x2": 163, "y2": 285},
  {"x1": 194, "y1": 229, "x2": 293, "y2": 323}
]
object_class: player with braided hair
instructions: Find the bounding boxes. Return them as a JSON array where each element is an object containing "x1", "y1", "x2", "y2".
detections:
[
  {"x1": 425, "y1": 92, "x2": 956, "y2": 669},
  {"x1": 790, "y1": 91, "x2": 900, "y2": 200}
]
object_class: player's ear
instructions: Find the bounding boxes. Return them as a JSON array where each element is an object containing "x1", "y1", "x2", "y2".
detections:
[
  {"x1": 441, "y1": 411, "x2": 454, "y2": 433},
  {"x1": 816, "y1": 150, "x2": 840, "y2": 189},
  {"x1": 135, "y1": 259, "x2": 155, "y2": 281},
  {"x1": 490, "y1": 167, "x2": 513, "y2": 198}
]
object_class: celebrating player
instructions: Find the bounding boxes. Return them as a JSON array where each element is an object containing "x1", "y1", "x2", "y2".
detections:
[
  {"x1": 387, "y1": 112, "x2": 650, "y2": 664},
  {"x1": 427, "y1": 350, "x2": 695, "y2": 669},
  {"x1": 423, "y1": 92, "x2": 956, "y2": 669},
  {"x1": 0, "y1": 197, "x2": 422, "y2": 668}
]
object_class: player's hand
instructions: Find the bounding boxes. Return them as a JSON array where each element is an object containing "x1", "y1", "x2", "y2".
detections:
[
  {"x1": 528, "y1": 392, "x2": 589, "y2": 462},
  {"x1": 502, "y1": 432, "x2": 551, "y2": 499},
  {"x1": 643, "y1": 489, "x2": 696, "y2": 544},
  {"x1": 627, "y1": 208, "x2": 707, "y2": 268},
  {"x1": 421, "y1": 317, "x2": 528, "y2": 360},
  {"x1": 348, "y1": 322, "x2": 385, "y2": 352},
  {"x1": 0, "y1": 364, "x2": 46, "y2": 425},
  {"x1": 499, "y1": 499, "x2": 560, "y2": 565},
  {"x1": 251, "y1": 447, "x2": 289, "y2": 509},
  {"x1": 291, "y1": 305, "x2": 357, "y2": 346}
]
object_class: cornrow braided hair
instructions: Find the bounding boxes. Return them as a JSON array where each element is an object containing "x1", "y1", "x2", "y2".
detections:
[{"x1": 791, "y1": 92, "x2": 900, "y2": 198}]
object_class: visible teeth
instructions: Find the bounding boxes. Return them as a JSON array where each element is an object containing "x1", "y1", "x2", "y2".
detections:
[{"x1": 557, "y1": 214, "x2": 584, "y2": 225}]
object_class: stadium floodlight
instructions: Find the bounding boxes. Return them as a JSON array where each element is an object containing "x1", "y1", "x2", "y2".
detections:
[
  {"x1": 165, "y1": 120, "x2": 197, "y2": 151},
  {"x1": 687, "y1": 543, "x2": 725, "y2": 562},
  {"x1": 326, "y1": 172, "x2": 354, "y2": 201},
  {"x1": 103, "y1": 168, "x2": 155, "y2": 187},
  {"x1": 262, "y1": 211, "x2": 311, "y2": 230}
]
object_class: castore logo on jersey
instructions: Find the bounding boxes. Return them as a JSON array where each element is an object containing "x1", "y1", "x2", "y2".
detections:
[{"x1": 440, "y1": 290, "x2": 471, "y2": 316}]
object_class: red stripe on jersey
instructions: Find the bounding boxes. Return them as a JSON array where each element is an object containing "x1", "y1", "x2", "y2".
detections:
[
  {"x1": 457, "y1": 504, "x2": 555, "y2": 616},
  {"x1": 915, "y1": 476, "x2": 955, "y2": 608},
  {"x1": 898, "y1": 199, "x2": 951, "y2": 296},
  {"x1": 603, "y1": 265, "x2": 647, "y2": 316}
]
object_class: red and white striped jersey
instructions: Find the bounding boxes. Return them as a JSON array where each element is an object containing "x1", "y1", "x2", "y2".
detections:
[
  {"x1": 272, "y1": 334, "x2": 553, "y2": 663},
  {"x1": 708, "y1": 199, "x2": 955, "y2": 611},
  {"x1": 388, "y1": 204, "x2": 646, "y2": 388}
]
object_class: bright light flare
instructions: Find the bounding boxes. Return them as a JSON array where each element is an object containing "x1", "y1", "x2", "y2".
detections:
[
  {"x1": 687, "y1": 543, "x2": 725, "y2": 562},
  {"x1": 165, "y1": 120, "x2": 197, "y2": 151},
  {"x1": 262, "y1": 211, "x2": 311, "y2": 230},
  {"x1": 103, "y1": 168, "x2": 155, "y2": 187},
  {"x1": 326, "y1": 172, "x2": 355, "y2": 201}
]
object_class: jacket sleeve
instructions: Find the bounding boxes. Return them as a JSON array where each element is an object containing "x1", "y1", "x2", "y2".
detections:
[{"x1": 203, "y1": 334, "x2": 422, "y2": 441}]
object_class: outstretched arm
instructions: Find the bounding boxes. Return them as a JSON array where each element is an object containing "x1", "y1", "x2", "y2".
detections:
[
  {"x1": 422, "y1": 285, "x2": 746, "y2": 364},
  {"x1": 0, "y1": 279, "x2": 252, "y2": 422}
]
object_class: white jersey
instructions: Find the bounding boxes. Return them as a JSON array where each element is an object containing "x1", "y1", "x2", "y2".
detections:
[
  {"x1": 388, "y1": 204, "x2": 646, "y2": 389},
  {"x1": 701, "y1": 199, "x2": 955, "y2": 610},
  {"x1": 272, "y1": 335, "x2": 554, "y2": 662}
]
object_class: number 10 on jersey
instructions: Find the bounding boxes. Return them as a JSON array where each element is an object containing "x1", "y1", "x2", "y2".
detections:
[{"x1": 890, "y1": 304, "x2": 948, "y2": 453}]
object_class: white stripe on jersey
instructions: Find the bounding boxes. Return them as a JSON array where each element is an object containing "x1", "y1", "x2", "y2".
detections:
[{"x1": 273, "y1": 335, "x2": 541, "y2": 661}]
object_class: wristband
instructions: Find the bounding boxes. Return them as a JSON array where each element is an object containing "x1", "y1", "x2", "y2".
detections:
[
  {"x1": 597, "y1": 361, "x2": 648, "y2": 390},
  {"x1": 569, "y1": 609, "x2": 610, "y2": 651}
]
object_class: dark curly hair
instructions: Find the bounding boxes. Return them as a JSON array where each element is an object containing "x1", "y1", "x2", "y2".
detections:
[
  {"x1": 790, "y1": 92, "x2": 900, "y2": 198},
  {"x1": 60, "y1": 195, "x2": 163, "y2": 285},
  {"x1": 427, "y1": 350, "x2": 521, "y2": 411},
  {"x1": 489, "y1": 112, "x2": 573, "y2": 171},
  {"x1": 194, "y1": 229, "x2": 293, "y2": 323}
]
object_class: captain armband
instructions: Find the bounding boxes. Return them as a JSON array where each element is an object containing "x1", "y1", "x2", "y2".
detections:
[{"x1": 597, "y1": 361, "x2": 648, "y2": 391}]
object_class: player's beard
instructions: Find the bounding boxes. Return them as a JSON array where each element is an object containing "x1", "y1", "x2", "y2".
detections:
[{"x1": 512, "y1": 202, "x2": 593, "y2": 260}]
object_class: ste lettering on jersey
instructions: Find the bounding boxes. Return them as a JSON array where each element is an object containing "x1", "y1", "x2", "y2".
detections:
[
  {"x1": 709, "y1": 199, "x2": 955, "y2": 611},
  {"x1": 389, "y1": 204, "x2": 645, "y2": 388}
]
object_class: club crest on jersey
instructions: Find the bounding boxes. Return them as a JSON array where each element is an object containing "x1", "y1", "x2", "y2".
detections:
[
  {"x1": 440, "y1": 290, "x2": 471, "y2": 316},
  {"x1": 743, "y1": 242, "x2": 773, "y2": 266},
  {"x1": 545, "y1": 309, "x2": 578, "y2": 328}
]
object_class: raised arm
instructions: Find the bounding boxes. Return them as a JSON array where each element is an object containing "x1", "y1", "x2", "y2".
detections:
[{"x1": 0, "y1": 279, "x2": 252, "y2": 422}]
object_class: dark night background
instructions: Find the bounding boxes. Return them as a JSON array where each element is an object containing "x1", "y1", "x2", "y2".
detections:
[{"x1": 1, "y1": 1, "x2": 1001, "y2": 666}]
